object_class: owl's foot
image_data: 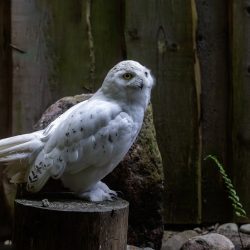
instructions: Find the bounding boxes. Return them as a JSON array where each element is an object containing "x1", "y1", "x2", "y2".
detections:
[{"x1": 77, "y1": 181, "x2": 118, "y2": 202}]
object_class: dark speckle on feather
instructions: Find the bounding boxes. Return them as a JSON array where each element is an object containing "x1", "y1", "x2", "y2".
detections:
[
  {"x1": 35, "y1": 165, "x2": 42, "y2": 174},
  {"x1": 28, "y1": 176, "x2": 36, "y2": 183},
  {"x1": 90, "y1": 114, "x2": 93, "y2": 119},
  {"x1": 80, "y1": 127, "x2": 84, "y2": 132},
  {"x1": 66, "y1": 132, "x2": 69, "y2": 136},
  {"x1": 31, "y1": 171, "x2": 38, "y2": 179},
  {"x1": 108, "y1": 134, "x2": 113, "y2": 143},
  {"x1": 57, "y1": 157, "x2": 63, "y2": 162}
]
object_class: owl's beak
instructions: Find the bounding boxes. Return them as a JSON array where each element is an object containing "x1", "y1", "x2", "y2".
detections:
[{"x1": 128, "y1": 78, "x2": 144, "y2": 90}]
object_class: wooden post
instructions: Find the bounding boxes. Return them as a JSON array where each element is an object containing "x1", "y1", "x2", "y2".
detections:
[{"x1": 13, "y1": 198, "x2": 129, "y2": 250}]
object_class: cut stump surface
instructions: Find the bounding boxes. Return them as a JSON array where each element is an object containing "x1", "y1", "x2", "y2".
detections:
[{"x1": 13, "y1": 198, "x2": 129, "y2": 250}]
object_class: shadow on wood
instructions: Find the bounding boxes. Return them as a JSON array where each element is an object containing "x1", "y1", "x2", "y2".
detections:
[{"x1": 13, "y1": 198, "x2": 129, "y2": 250}]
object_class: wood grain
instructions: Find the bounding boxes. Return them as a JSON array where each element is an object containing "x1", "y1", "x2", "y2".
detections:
[
  {"x1": 13, "y1": 198, "x2": 129, "y2": 250},
  {"x1": 11, "y1": 0, "x2": 53, "y2": 134},
  {"x1": 231, "y1": 0, "x2": 250, "y2": 223},
  {"x1": 125, "y1": 0, "x2": 202, "y2": 224},
  {"x1": 91, "y1": 0, "x2": 124, "y2": 90},
  {"x1": 0, "y1": 0, "x2": 12, "y2": 240},
  {"x1": 196, "y1": 0, "x2": 232, "y2": 222},
  {"x1": 11, "y1": 0, "x2": 125, "y2": 135},
  {"x1": 5, "y1": 0, "x2": 250, "y2": 225},
  {"x1": 0, "y1": 0, "x2": 11, "y2": 138}
]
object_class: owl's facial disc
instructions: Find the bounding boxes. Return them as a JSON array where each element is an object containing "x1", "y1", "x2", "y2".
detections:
[
  {"x1": 126, "y1": 77, "x2": 144, "y2": 90},
  {"x1": 120, "y1": 70, "x2": 145, "y2": 90}
]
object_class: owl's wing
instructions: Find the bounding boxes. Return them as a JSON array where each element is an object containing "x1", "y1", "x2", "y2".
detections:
[{"x1": 26, "y1": 98, "x2": 133, "y2": 192}]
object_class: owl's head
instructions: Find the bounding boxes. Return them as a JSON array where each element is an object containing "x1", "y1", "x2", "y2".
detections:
[{"x1": 101, "y1": 60, "x2": 154, "y2": 109}]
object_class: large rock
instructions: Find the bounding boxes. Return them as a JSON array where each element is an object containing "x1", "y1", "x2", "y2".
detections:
[
  {"x1": 161, "y1": 230, "x2": 198, "y2": 250},
  {"x1": 181, "y1": 233, "x2": 235, "y2": 250},
  {"x1": 239, "y1": 224, "x2": 250, "y2": 234},
  {"x1": 34, "y1": 93, "x2": 164, "y2": 250},
  {"x1": 218, "y1": 230, "x2": 250, "y2": 250},
  {"x1": 217, "y1": 223, "x2": 238, "y2": 234}
]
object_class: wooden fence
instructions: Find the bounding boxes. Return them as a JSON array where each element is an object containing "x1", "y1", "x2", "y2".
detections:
[{"x1": 0, "y1": 0, "x2": 250, "y2": 226}]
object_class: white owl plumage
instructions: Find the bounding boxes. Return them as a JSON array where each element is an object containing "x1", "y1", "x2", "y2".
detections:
[{"x1": 0, "y1": 60, "x2": 154, "y2": 201}]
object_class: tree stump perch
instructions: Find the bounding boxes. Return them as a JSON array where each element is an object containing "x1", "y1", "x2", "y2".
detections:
[{"x1": 13, "y1": 198, "x2": 129, "y2": 250}]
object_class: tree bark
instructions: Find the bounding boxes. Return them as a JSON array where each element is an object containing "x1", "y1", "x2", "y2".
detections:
[{"x1": 13, "y1": 198, "x2": 129, "y2": 250}]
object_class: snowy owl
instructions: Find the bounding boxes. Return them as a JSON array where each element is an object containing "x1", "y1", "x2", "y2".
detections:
[{"x1": 0, "y1": 60, "x2": 154, "y2": 202}]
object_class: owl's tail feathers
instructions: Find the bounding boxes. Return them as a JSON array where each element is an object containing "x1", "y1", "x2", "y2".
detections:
[
  {"x1": 0, "y1": 131, "x2": 44, "y2": 184},
  {"x1": 0, "y1": 132, "x2": 43, "y2": 163}
]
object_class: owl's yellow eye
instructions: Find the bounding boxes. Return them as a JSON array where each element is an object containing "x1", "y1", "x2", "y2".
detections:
[{"x1": 122, "y1": 73, "x2": 133, "y2": 80}]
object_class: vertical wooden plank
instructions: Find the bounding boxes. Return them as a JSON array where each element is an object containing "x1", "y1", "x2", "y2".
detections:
[
  {"x1": 196, "y1": 0, "x2": 232, "y2": 222},
  {"x1": 0, "y1": 0, "x2": 12, "y2": 240},
  {"x1": 231, "y1": 0, "x2": 250, "y2": 222},
  {"x1": 0, "y1": 0, "x2": 11, "y2": 138},
  {"x1": 125, "y1": 0, "x2": 202, "y2": 223},
  {"x1": 11, "y1": 0, "x2": 91, "y2": 134},
  {"x1": 12, "y1": 0, "x2": 54, "y2": 134},
  {"x1": 91, "y1": 0, "x2": 124, "y2": 90},
  {"x1": 40, "y1": 0, "x2": 98, "y2": 95},
  {"x1": 11, "y1": 0, "x2": 124, "y2": 134}
]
